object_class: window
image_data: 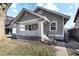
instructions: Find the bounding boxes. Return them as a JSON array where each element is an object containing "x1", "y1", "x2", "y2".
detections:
[
  {"x1": 25, "y1": 24, "x2": 38, "y2": 31},
  {"x1": 12, "y1": 28, "x2": 16, "y2": 34},
  {"x1": 19, "y1": 24, "x2": 25, "y2": 31},
  {"x1": 25, "y1": 25, "x2": 29, "y2": 30},
  {"x1": 25, "y1": 25, "x2": 32, "y2": 31},
  {"x1": 50, "y1": 21, "x2": 57, "y2": 31},
  {"x1": 32, "y1": 24, "x2": 38, "y2": 30},
  {"x1": 29, "y1": 25, "x2": 32, "y2": 31}
]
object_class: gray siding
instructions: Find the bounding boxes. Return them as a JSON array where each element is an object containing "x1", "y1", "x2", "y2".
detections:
[
  {"x1": 17, "y1": 11, "x2": 40, "y2": 22},
  {"x1": 43, "y1": 23, "x2": 49, "y2": 35},
  {"x1": 75, "y1": 14, "x2": 79, "y2": 28},
  {"x1": 41, "y1": 10, "x2": 64, "y2": 35},
  {"x1": 15, "y1": 23, "x2": 38, "y2": 36}
]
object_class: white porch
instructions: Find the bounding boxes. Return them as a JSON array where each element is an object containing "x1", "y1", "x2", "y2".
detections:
[{"x1": 13, "y1": 18, "x2": 49, "y2": 41}]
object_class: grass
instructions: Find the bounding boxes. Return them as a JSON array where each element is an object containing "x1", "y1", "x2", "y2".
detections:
[{"x1": 0, "y1": 39, "x2": 55, "y2": 56}]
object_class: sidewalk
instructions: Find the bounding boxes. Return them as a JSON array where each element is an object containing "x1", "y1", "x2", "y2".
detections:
[{"x1": 55, "y1": 41, "x2": 68, "y2": 56}]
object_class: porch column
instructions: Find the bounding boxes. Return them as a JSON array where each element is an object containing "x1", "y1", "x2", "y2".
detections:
[{"x1": 38, "y1": 21, "x2": 44, "y2": 41}]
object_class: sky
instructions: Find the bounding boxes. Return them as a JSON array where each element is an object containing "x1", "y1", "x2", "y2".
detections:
[{"x1": 7, "y1": 3, "x2": 79, "y2": 29}]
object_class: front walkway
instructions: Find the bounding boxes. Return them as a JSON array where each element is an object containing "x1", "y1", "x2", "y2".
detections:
[
  {"x1": 54, "y1": 38, "x2": 79, "y2": 56},
  {"x1": 65, "y1": 39, "x2": 79, "y2": 56},
  {"x1": 54, "y1": 41, "x2": 68, "y2": 56}
]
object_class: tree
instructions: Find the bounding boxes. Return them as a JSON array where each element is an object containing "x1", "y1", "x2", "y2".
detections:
[{"x1": 0, "y1": 3, "x2": 11, "y2": 40}]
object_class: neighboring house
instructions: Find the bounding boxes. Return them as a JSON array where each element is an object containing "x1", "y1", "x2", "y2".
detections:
[
  {"x1": 12, "y1": 7, "x2": 70, "y2": 41},
  {"x1": 74, "y1": 8, "x2": 79, "y2": 28},
  {"x1": 5, "y1": 16, "x2": 14, "y2": 35},
  {"x1": 68, "y1": 8, "x2": 79, "y2": 40}
]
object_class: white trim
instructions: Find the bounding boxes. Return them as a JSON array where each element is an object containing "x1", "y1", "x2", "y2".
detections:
[
  {"x1": 12, "y1": 28, "x2": 16, "y2": 34},
  {"x1": 49, "y1": 34, "x2": 64, "y2": 37},
  {"x1": 38, "y1": 21, "x2": 44, "y2": 41},
  {"x1": 18, "y1": 18, "x2": 42, "y2": 24},
  {"x1": 18, "y1": 17, "x2": 49, "y2": 24},
  {"x1": 49, "y1": 21, "x2": 57, "y2": 31}
]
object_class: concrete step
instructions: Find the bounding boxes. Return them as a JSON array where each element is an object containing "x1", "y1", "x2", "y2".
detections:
[{"x1": 43, "y1": 38, "x2": 56, "y2": 45}]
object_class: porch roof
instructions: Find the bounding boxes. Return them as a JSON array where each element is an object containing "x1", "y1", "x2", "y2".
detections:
[{"x1": 17, "y1": 18, "x2": 48, "y2": 24}]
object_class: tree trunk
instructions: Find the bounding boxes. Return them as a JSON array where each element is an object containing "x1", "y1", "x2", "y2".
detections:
[{"x1": 0, "y1": 4, "x2": 6, "y2": 40}]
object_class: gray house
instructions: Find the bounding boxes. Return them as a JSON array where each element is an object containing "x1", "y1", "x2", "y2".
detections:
[
  {"x1": 12, "y1": 7, "x2": 70, "y2": 41},
  {"x1": 74, "y1": 8, "x2": 79, "y2": 28},
  {"x1": 5, "y1": 16, "x2": 14, "y2": 35},
  {"x1": 68, "y1": 8, "x2": 79, "y2": 40}
]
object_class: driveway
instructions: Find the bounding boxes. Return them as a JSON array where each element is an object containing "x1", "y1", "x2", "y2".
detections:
[{"x1": 54, "y1": 36, "x2": 79, "y2": 56}]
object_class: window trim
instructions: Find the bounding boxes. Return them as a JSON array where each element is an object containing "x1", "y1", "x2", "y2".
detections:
[{"x1": 49, "y1": 21, "x2": 57, "y2": 31}]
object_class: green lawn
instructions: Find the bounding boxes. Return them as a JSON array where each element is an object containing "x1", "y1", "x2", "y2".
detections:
[{"x1": 0, "y1": 39, "x2": 55, "y2": 56}]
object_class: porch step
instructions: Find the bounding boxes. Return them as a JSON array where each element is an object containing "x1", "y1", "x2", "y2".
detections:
[
  {"x1": 43, "y1": 39, "x2": 49, "y2": 44},
  {"x1": 43, "y1": 38, "x2": 56, "y2": 45}
]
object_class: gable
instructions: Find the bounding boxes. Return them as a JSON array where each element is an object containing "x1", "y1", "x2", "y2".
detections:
[
  {"x1": 16, "y1": 10, "x2": 41, "y2": 22},
  {"x1": 36, "y1": 9, "x2": 62, "y2": 21},
  {"x1": 13, "y1": 8, "x2": 49, "y2": 23},
  {"x1": 35, "y1": 7, "x2": 70, "y2": 24}
]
